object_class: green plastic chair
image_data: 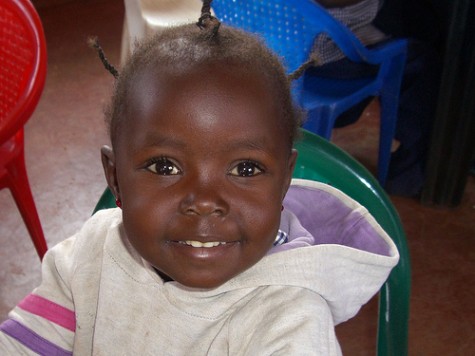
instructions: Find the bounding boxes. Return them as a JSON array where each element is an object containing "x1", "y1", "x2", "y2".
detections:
[
  {"x1": 93, "y1": 129, "x2": 410, "y2": 355},
  {"x1": 293, "y1": 129, "x2": 410, "y2": 356}
]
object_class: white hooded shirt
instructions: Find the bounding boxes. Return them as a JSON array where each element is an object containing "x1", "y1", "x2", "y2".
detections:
[{"x1": 0, "y1": 179, "x2": 399, "y2": 355}]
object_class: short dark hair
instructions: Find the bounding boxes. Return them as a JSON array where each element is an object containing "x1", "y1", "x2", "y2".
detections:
[{"x1": 105, "y1": 12, "x2": 303, "y2": 150}]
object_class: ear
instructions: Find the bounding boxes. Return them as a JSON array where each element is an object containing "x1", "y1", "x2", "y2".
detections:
[
  {"x1": 282, "y1": 148, "x2": 298, "y2": 199},
  {"x1": 101, "y1": 145, "x2": 120, "y2": 201}
]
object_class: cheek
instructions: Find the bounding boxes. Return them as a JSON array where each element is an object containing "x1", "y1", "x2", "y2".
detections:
[
  {"x1": 230, "y1": 175, "x2": 288, "y2": 237},
  {"x1": 118, "y1": 169, "x2": 177, "y2": 225},
  {"x1": 239, "y1": 197, "x2": 282, "y2": 244},
  {"x1": 121, "y1": 191, "x2": 176, "y2": 249}
]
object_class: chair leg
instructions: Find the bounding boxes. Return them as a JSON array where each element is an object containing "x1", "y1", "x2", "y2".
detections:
[
  {"x1": 7, "y1": 151, "x2": 47, "y2": 261},
  {"x1": 378, "y1": 53, "x2": 407, "y2": 186},
  {"x1": 377, "y1": 97, "x2": 397, "y2": 186},
  {"x1": 303, "y1": 106, "x2": 336, "y2": 140}
]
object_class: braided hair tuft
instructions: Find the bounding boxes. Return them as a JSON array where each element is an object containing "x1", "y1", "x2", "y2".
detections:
[{"x1": 88, "y1": 36, "x2": 119, "y2": 79}]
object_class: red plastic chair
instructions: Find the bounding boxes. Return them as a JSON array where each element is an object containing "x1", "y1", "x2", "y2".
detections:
[{"x1": 0, "y1": 0, "x2": 48, "y2": 260}]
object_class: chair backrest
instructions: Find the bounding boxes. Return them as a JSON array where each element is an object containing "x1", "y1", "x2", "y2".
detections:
[
  {"x1": 94, "y1": 129, "x2": 411, "y2": 355},
  {"x1": 123, "y1": 0, "x2": 205, "y2": 45},
  {"x1": 121, "y1": 0, "x2": 206, "y2": 63},
  {"x1": 211, "y1": 0, "x2": 370, "y2": 75},
  {"x1": 0, "y1": 0, "x2": 47, "y2": 144},
  {"x1": 294, "y1": 129, "x2": 410, "y2": 356}
]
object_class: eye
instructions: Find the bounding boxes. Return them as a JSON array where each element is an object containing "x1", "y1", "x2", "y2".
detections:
[
  {"x1": 229, "y1": 160, "x2": 263, "y2": 177},
  {"x1": 146, "y1": 157, "x2": 181, "y2": 175}
]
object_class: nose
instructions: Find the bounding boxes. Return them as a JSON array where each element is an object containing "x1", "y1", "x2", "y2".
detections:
[{"x1": 179, "y1": 181, "x2": 229, "y2": 217}]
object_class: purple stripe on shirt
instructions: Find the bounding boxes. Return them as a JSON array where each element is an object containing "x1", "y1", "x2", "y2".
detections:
[
  {"x1": 18, "y1": 294, "x2": 75, "y2": 332},
  {"x1": 0, "y1": 319, "x2": 72, "y2": 356}
]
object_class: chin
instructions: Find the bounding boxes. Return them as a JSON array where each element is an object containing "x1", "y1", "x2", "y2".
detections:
[{"x1": 175, "y1": 274, "x2": 233, "y2": 290}]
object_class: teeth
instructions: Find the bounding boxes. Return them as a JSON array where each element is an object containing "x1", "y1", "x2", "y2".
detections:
[{"x1": 184, "y1": 240, "x2": 227, "y2": 248}]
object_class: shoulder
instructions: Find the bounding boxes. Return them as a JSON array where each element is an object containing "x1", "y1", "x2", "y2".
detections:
[
  {"x1": 228, "y1": 286, "x2": 341, "y2": 354},
  {"x1": 37, "y1": 208, "x2": 123, "y2": 295},
  {"x1": 0, "y1": 210, "x2": 123, "y2": 355},
  {"x1": 45, "y1": 208, "x2": 122, "y2": 266}
]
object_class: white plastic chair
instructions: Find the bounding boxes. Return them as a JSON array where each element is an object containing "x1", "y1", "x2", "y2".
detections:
[{"x1": 121, "y1": 0, "x2": 205, "y2": 64}]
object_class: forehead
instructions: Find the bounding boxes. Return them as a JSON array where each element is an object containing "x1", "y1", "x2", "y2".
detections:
[
  {"x1": 118, "y1": 62, "x2": 287, "y2": 145},
  {"x1": 130, "y1": 61, "x2": 277, "y2": 107}
]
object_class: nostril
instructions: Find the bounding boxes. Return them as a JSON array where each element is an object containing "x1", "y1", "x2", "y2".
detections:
[
  {"x1": 210, "y1": 205, "x2": 226, "y2": 217},
  {"x1": 184, "y1": 202, "x2": 226, "y2": 216},
  {"x1": 179, "y1": 193, "x2": 228, "y2": 217}
]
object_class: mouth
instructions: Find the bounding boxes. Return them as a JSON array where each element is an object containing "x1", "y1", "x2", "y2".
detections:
[{"x1": 177, "y1": 240, "x2": 231, "y2": 248}]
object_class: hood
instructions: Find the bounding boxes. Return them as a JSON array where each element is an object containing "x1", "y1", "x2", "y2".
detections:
[{"x1": 274, "y1": 178, "x2": 395, "y2": 257}]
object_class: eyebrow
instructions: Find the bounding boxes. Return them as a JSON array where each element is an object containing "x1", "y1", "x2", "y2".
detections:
[
  {"x1": 224, "y1": 137, "x2": 270, "y2": 153},
  {"x1": 130, "y1": 134, "x2": 187, "y2": 155},
  {"x1": 135, "y1": 133, "x2": 272, "y2": 155}
]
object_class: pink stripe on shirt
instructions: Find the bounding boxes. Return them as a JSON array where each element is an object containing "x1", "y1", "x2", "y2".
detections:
[{"x1": 18, "y1": 294, "x2": 75, "y2": 332}]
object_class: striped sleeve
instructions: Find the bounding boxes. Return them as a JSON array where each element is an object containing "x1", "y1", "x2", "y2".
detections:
[
  {"x1": 0, "y1": 293, "x2": 75, "y2": 355},
  {"x1": 0, "y1": 238, "x2": 78, "y2": 355}
]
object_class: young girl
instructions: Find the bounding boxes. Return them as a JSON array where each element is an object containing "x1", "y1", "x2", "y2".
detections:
[{"x1": 0, "y1": 3, "x2": 398, "y2": 354}]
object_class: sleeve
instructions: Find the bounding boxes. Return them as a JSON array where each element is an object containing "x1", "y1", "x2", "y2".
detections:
[
  {"x1": 0, "y1": 237, "x2": 78, "y2": 355},
  {"x1": 228, "y1": 286, "x2": 342, "y2": 355}
]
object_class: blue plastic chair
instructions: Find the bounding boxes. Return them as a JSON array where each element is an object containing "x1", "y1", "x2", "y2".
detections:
[{"x1": 211, "y1": 0, "x2": 407, "y2": 186}]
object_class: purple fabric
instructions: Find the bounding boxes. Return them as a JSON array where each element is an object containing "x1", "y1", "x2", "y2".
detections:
[
  {"x1": 0, "y1": 319, "x2": 72, "y2": 356},
  {"x1": 281, "y1": 185, "x2": 391, "y2": 256}
]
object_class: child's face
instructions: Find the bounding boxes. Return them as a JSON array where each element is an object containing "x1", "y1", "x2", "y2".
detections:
[{"x1": 102, "y1": 62, "x2": 297, "y2": 289}]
